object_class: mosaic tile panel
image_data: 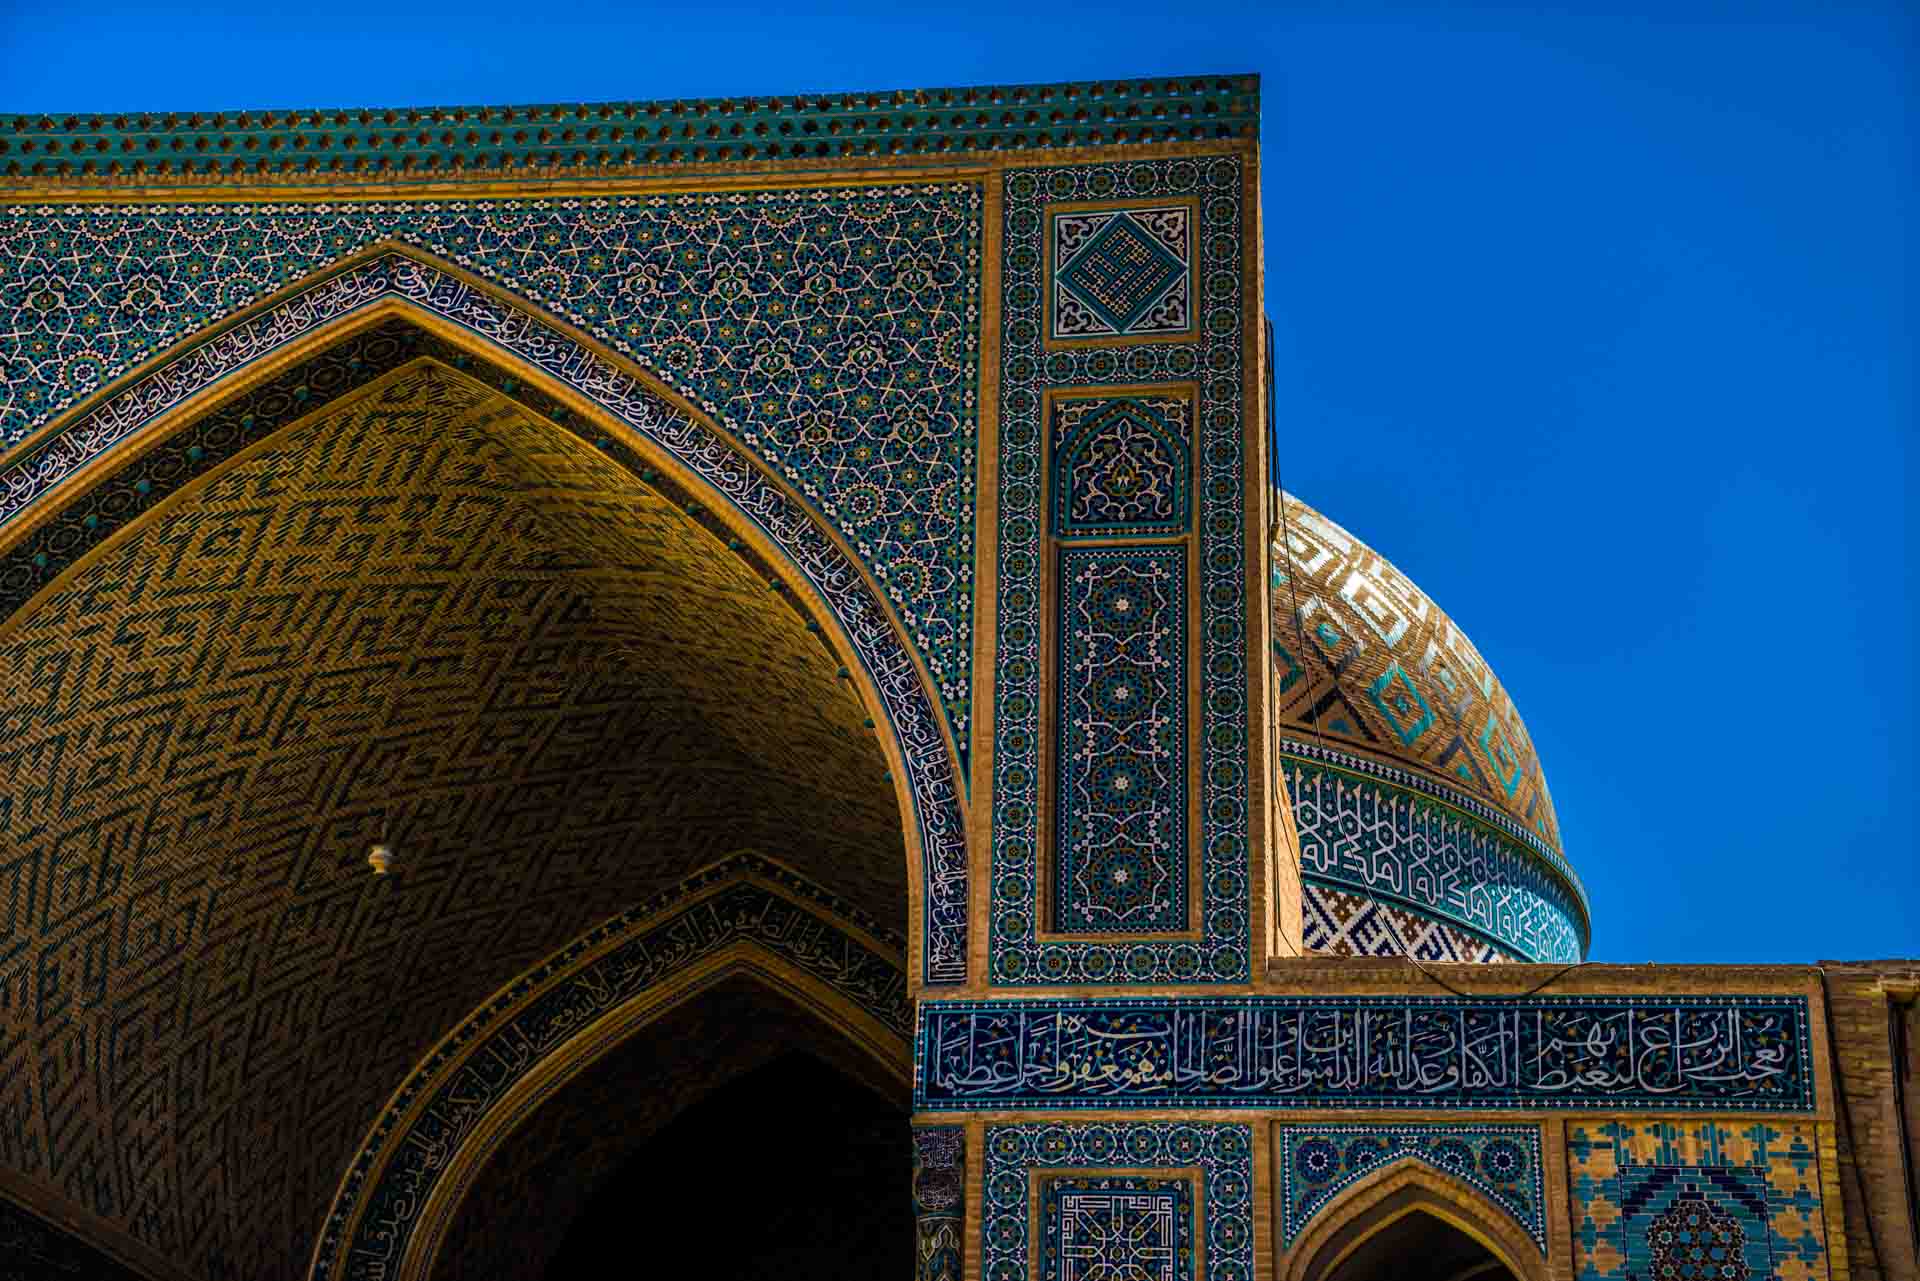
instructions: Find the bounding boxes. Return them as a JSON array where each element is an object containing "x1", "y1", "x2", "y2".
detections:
[
  {"x1": 1303, "y1": 882, "x2": 1515, "y2": 963},
  {"x1": 324, "y1": 853, "x2": 908, "y2": 1281},
  {"x1": 0, "y1": 185, "x2": 981, "y2": 743},
  {"x1": 1050, "y1": 204, "x2": 1195, "y2": 342},
  {"x1": 1277, "y1": 1125, "x2": 1545, "y2": 1251},
  {"x1": 1285, "y1": 752, "x2": 1585, "y2": 963},
  {"x1": 1567, "y1": 1121, "x2": 1830, "y2": 1280},
  {"x1": 1054, "y1": 545, "x2": 1188, "y2": 934},
  {"x1": 0, "y1": 250, "x2": 970, "y2": 987},
  {"x1": 1042, "y1": 1174, "x2": 1196, "y2": 1281},
  {"x1": 917, "y1": 996, "x2": 1814, "y2": 1111},
  {"x1": 915, "y1": 1128, "x2": 966, "y2": 1281},
  {"x1": 995, "y1": 156, "x2": 1248, "y2": 984},
  {"x1": 983, "y1": 1123, "x2": 1252, "y2": 1281},
  {"x1": 1051, "y1": 393, "x2": 1192, "y2": 538}
]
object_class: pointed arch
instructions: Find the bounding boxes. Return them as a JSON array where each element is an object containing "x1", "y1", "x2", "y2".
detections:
[
  {"x1": 310, "y1": 853, "x2": 910, "y2": 1281},
  {"x1": 0, "y1": 241, "x2": 969, "y2": 987},
  {"x1": 1280, "y1": 1157, "x2": 1549, "y2": 1281}
]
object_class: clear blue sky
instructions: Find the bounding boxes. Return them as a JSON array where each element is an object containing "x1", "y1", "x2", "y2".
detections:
[{"x1": 3, "y1": 2, "x2": 1912, "y2": 964}]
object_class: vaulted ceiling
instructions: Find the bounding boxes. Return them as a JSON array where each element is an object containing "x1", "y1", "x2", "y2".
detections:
[{"x1": 0, "y1": 357, "x2": 905, "y2": 1279}]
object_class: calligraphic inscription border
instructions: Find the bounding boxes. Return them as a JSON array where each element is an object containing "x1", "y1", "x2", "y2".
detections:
[
  {"x1": 0, "y1": 247, "x2": 970, "y2": 987},
  {"x1": 321, "y1": 853, "x2": 909, "y2": 1281},
  {"x1": 915, "y1": 995, "x2": 1815, "y2": 1112},
  {"x1": 983, "y1": 1123, "x2": 1252, "y2": 1281},
  {"x1": 995, "y1": 156, "x2": 1249, "y2": 985}
]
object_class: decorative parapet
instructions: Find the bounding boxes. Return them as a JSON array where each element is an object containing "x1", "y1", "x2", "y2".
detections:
[{"x1": 0, "y1": 76, "x2": 1259, "y2": 187}]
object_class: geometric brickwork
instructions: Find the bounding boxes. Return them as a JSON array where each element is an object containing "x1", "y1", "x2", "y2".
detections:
[
  {"x1": 994, "y1": 156, "x2": 1248, "y2": 985},
  {"x1": 983, "y1": 1123, "x2": 1251, "y2": 1281},
  {"x1": 1567, "y1": 1122, "x2": 1831, "y2": 1281},
  {"x1": 0, "y1": 363, "x2": 901, "y2": 1281},
  {"x1": 0, "y1": 1192, "x2": 152, "y2": 1281},
  {"x1": 322, "y1": 852, "x2": 910, "y2": 1281},
  {"x1": 1049, "y1": 205, "x2": 1195, "y2": 343},
  {"x1": 1286, "y1": 756, "x2": 1584, "y2": 963},
  {"x1": 1271, "y1": 489, "x2": 1588, "y2": 962},
  {"x1": 0, "y1": 182, "x2": 982, "y2": 744},
  {"x1": 1302, "y1": 882, "x2": 1516, "y2": 962},
  {"x1": 1053, "y1": 545, "x2": 1188, "y2": 933},
  {"x1": 1277, "y1": 1125, "x2": 1546, "y2": 1252},
  {"x1": 1051, "y1": 394, "x2": 1192, "y2": 539}
]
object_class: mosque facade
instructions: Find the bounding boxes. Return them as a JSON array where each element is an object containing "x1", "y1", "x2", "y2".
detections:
[{"x1": 0, "y1": 76, "x2": 1912, "y2": 1280}]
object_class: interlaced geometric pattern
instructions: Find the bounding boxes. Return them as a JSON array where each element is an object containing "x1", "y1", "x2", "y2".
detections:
[
  {"x1": 1567, "y1": 1122, "x2": 1830, "y2": 1281},
  {"x1": 995, "y1": 156, "x2": 1247, "y2": 985},
  {"x1": 1051, "y1": 207, "x2": 1193, "y2": 341},
  {"x1": 0, "y1": 185, "x2": 981, "y2": 738},
  {"x1": 1302, "y1": 882, "x2": 1514, "y2": 963},
  {"x1": 1052, "y1": 394, "x2": 1191, "y2": 538},
  {"x1": 1043, "y1": 1177, "x2": 1194, "y2": 1281},
  {"x1": 1277, "y1": 1125, "x2": 1545, "y2": 1251},
  {"x1": 982, "y1": 1123, "x2": 1250, "y2": 1281},
  {"x1": 1055, "y1": 546, "x2": 1187, "y2": 933}
]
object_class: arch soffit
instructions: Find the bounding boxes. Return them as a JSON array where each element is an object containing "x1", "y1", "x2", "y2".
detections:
[
  {"x1": 1280, "y1": 1157, "x2": 1550, "y2": 1281},
  {"x1": 0, "y1": 242, "x2": 970, "y2": 987},
  {"x1": 311, "y1": 851, "x2": 911, "y2": 1281}
]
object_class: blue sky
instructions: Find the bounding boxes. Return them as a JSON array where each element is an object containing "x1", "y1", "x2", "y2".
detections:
[{"x1": 3, "y1": 2, "x2": 1912, "y2": 964}]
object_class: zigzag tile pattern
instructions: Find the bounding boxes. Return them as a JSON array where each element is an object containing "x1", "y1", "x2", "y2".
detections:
[{"x1": 0, "y1": 363, "x2": 902, "y2": 1281}]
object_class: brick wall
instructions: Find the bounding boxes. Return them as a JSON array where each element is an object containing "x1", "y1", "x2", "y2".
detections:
[{"x1": 1821, "y1": 960, "x2": 1920, "y2": 1281}]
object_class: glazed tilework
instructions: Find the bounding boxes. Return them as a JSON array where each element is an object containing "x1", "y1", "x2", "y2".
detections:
[
  {"x1": 1054, "y1": 545, "x2": 1188, "y2": 933},
  {"x1": 1270, "y1": 489, "x2": 1571, "y2": 868},
  {"x1": 995, "y1": 156, "x2": 1248, "y2": 984},
  {"x1": 0, "y1": 77, "x2": 1260, "y2": 184},
  {"x1": 1277, "y1": 1125, "x2": 1545, "y2": 1251},
  {"x1": 983, "y1": 1123, "x2": 1251, "y2": 1281},
  {"x1": 1567, "y1": 1121, "x2": 1830, "y2": 1280},
  {"x1": 322, "y1": 853, "x2": 909, "y2": 1281},
  {"x1": 1050, "y1": 205, "x2": 1194, "y2": 342},
  {"x1": 1303, "y1": 882, "x2": 1515, "y2": 963},
  {"x1": 0, "y1": 185, "x2": 982, "y2": 749},
  {"x1": 1286, "y1": 753, "x2": 1584, "y2": 963},
  {"x1": 1042, "y1": 1175, "x2": 1196, "y2": 1281},
  {"x1": 1051, "y1": 393, "x2": 1191, "y2": 538},
  {"x1": 916, "y1": 996, "x2": 1814, "y2": 1110},
  {"x1": 0, "y1": 249, "x2": 971, "y2": 989},
  {"x1": 915, "y1": 1128, "x2": 966, "y2": 1281}
]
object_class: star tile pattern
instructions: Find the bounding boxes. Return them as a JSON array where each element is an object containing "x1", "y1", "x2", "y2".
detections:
[
  {"x1": 0, "y1": 185, "x2": 982, "y2": 741},
  {"x1": 984, "y1": 1123, "x2": 1251, "y2": 1281}
]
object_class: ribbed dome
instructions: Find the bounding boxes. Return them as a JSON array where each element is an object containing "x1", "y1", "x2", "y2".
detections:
[{"x1": 1270, "y1": 490, "x2": 1589, "y2": 963}]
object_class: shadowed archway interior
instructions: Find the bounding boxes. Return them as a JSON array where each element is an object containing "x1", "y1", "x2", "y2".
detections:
[
  {"x1": 431, "y1": 982, "x2": 910, "y2": 1281},
  {"x1": 0, "y1": 350, "x2": 907, "y2": 1279}
]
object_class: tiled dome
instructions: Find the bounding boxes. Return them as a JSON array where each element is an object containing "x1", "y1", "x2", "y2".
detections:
[{"x1": 1270, "y1": 490, "x2": 1589, "y2": 963}]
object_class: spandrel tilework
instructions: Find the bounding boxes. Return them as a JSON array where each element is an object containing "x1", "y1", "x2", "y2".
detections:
[
  {"x1": 1567, "y1": 1121, "x2": 1830, "y2": 1280},
  {"x1": 916, "y1": 997, "x2": 1814, "y2": 1111},
  {"x1": 1054, "y1": 545, "x2": 1188, "y2": 933},
  {"x1": 994, "y1": 156, "x2": 1247, "y2": 985},
  {"x1": 0, "y1": 185, "x2": 982, "y2": 745},
  {"x1": 983, "y1": 1123, "x2": 1252, "y2": 1281},
  {"x1": 1277, "y1": 1125, "x2": 1546, "y2": 1251}
]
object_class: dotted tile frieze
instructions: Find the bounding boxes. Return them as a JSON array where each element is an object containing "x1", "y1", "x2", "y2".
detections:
[
  {"x1": 0, "y1": 247, "x2": 971, "y2": 986},
  {"x1": 1567, "y1": 1121, "x2": 1830, "y2": 1280},
  {"x1": 995, "y1": 155, "x2": 1248, "y2": 985},
  {"x1": 0, "y1": 77, "x2": 1259, "y2": 185},
  {"x1": 1286, "y1": 753, "x2": 1585, "y2": 963},
  {"x1": 1054, "y1": 545, "x2": 1188, "y2": 934},
  {"x1": 983, "y1": 1123, "x2": 1252, "y2": 1281},
  {"x1": 0, "y1": 184, "x2": 982, "y2": 747},
  {"x1": 320, "y1": 853, "x2": 909, "y2": 1281},
  {"x1": 916, "y1": 996, "x2": 1813, "y2": 1111},
  {"x1": 1277, "y1": 1125, "x2": 1545, "y2": 1252}
]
